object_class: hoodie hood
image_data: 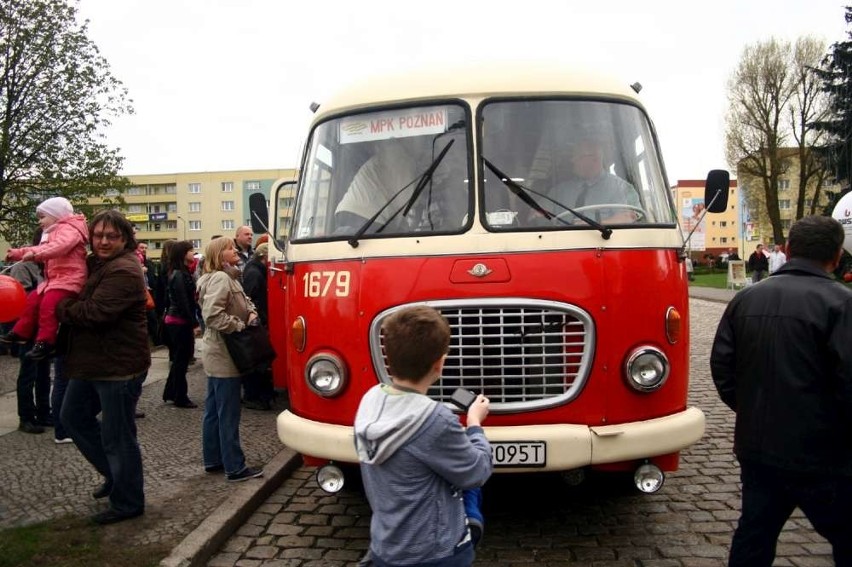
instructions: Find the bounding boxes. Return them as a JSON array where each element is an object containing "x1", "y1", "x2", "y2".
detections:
[
  {"x1": 46, "y1": 213, "x2": 89, "y2": 240},
  {"x1": 354, "y1": 384, "x2": 439, "y2": 465}
]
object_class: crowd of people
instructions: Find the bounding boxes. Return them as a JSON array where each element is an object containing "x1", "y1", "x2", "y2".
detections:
[
  {"x1": 2, "y1": 194, "x2": 849, "y2": 566},
  {"x1": 1, "y1": 199, "x2": 273, "y2": 524}
]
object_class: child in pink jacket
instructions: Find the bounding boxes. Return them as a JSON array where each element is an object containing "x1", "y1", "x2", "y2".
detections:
[{"x1": 1, "y1": 197, "x2": 89, "y2": 360}]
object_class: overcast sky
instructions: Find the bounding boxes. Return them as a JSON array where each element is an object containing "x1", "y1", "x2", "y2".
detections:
[{"x1": 75, "y1": 0, "x2": 848, "y2": 183}]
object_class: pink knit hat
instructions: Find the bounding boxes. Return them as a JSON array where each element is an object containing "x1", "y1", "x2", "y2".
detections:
[{"x1": 36, "y1": 197, "x2": 74, "y2": 220}]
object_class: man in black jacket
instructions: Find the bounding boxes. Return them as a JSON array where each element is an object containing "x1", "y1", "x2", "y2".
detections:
[
  {"x1": 746, "y1": 243, "x2": 769, "y2": 283},
  {"x1": 710, "y1": 215, "x2": 852, "y2": 566}
]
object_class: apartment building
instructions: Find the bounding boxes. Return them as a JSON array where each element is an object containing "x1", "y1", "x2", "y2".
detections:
[
  {"x1": 93, "y1": 169, "x2": 297, "y2": 260},
  {"x1": 672, "y1": 178, "x2": 740, "y2": 261},
  {"x1": 737, "y1": 151, "x2": 840, "y2": 248}
]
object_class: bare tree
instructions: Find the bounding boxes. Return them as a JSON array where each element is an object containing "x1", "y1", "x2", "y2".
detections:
[
  {"x1": 0, "y1": 0, "x2": 132, "y2": 245},
  {"x1": 726, "y1": 39, "x2": 797, "y2": 245},
  {"x1": 789, "y1": 37, "x2": 831, "y2": 219}
]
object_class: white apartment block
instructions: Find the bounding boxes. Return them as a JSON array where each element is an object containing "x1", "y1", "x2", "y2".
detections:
[{"x1": 94, "y1": 169, "x2": 297, "y2": 260}]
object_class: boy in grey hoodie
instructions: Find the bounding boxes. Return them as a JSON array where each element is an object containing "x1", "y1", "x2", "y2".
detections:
[{"x1": 354, "y1": 306, "x2": 492, "y2": 567}]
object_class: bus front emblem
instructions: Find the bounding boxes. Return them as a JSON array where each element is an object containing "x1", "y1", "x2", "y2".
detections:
[{"x1": 468, "y1": 263, "x2": 492, "y2": 278}]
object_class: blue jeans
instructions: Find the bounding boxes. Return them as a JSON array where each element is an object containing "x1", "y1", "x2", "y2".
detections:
[
  {"x1": 729, "y1": 460, "x2": 852, "y2": 566},
  {"x1": 60, "y1": 374, "x2": 146, "y2": 515},
  {"x1": 16, "y1": 343, "x2": 51, "y2": 423},
  {"x1": 51, "y1": 356, "x2": 69, "y2": 440},
  {"x1": 202, "y1": 377, "x2": 246, "y2": 475},
  {"x1": 372, "y1": 543, "x2": 474, "y2": 567}
]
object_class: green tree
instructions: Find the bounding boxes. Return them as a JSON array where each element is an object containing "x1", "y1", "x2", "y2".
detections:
[
  {"x1": 0, "y1": 0, "x2": 132, "y2": 246},
  {"x1": 814, "y1": 6, "x2": 852, "y2": 212}
]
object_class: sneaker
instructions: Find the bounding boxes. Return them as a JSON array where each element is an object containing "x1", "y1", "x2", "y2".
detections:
[
  {"x1": 18, "y1": 421, "x2": 45, "y2": 434},
  {"x1": 54, "y1": 437, "x2": 74, "y2": 444},
  {"x1": 0, "y1": 332, "x2": 28, "y2": 345},
  {"x1": 243, "y1": 400, "x2": 272, "y2": 411},
  {"x1": 24, "y1": 341, "x2": 55, "y2": 360},
  {"x1": 226, "y1": 467, "x2": 263, "y2": 482},
  {"x1": 204, "y1": 464, "x2": 224, "y2": 473}
]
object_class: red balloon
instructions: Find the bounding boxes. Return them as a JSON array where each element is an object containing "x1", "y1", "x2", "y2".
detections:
[
  {"x1": 844, "y1": 272, "x2": 852, "y2": 283},
  {"x1": 0, "y1": 275, "x2": 27, "y2": 323}
]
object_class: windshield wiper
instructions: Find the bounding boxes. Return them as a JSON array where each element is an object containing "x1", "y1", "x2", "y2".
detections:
[
  {"x1": 348, "y1": 139, "x2": 455, "y2": 248},
  {"x1": 482, "y1": 157, "x2": 612, "y2": 240}
]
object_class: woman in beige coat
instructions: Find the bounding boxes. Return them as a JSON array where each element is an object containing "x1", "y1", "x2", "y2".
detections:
[{"x1": 196, "y1": 236, "x2": 263, "y2": 482}]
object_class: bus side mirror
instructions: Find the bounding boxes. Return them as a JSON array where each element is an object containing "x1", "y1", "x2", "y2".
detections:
[
  {"x1": 704, "y1": 170, "x2": 730, "y2": 213},
  {"x1": 249, "y1": 192, "x2": 270, "y2": 235}
]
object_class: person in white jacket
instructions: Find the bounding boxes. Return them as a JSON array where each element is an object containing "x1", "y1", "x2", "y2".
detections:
[{"x1": 768, "y1": 243, "x2": 788, "y2": 274}]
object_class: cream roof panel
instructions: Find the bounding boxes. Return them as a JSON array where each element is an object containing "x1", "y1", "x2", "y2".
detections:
[{"x1": 314, "y1": 62, "x2": 644, "y2": 122}]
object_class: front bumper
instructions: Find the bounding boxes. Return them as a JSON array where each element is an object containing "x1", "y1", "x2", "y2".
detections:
[{"x1": 276, "y1": 406, "x2": 705, "y2": 472}]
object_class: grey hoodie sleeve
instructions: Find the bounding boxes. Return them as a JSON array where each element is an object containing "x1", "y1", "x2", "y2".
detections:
[{"x1": 419, "y1": 409, "x2": 492, "y2": 489}]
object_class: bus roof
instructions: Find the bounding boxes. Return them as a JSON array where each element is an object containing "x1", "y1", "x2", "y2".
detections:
[{"x1": 313, "y1": 62, "x2": 644, "y2": 122}]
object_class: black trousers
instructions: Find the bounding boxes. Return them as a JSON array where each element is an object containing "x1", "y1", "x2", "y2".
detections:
[
  {"x1": 16, "y1": 345, "x2": 51, "y2": 423},
  {"x1": 729, "y1": 459, "x2": 852, "y2": 567},
  {"x1": 163, "y1": 324, "x2": 194, "y2": 404}
]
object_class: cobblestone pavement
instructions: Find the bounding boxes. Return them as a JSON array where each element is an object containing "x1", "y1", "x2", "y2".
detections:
[
  {"x1": 208, "y1": 297, "x2": 835, "y2": 567},
  {"x1": 0, "y1": 341, "x2": 285, "y2": 552}
]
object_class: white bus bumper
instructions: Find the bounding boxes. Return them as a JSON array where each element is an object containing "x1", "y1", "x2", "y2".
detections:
[{"x1": 276, "y1": 406, "x2": 705, "y2": 472}]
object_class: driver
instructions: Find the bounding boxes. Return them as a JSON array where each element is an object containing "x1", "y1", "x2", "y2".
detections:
[
  {"x1": 547, "y1": 135, "x2": 641, "y2": 224},
  {"x1": 335, "y1": 141, "x2": 417, "y2": 233}
]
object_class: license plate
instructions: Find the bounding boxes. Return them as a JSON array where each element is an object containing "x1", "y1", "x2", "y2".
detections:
[{"x1": 490, "y1": 441, "x2": 546, "y2": 467}]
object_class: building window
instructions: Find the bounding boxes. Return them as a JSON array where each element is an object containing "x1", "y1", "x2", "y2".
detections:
[
  {"x1": 222, "y1": 182, "x2": 234, "y2": 193},
  {"x1": 222, "y1": 200, "x2": 235, "y2": 211},
  {"x1": 127, "y1": 204, "x2": 145, "y2": 213},
  {"x1": 189, "y1": 220, "x2": 202, "y2": 231},
  {"x1": 128, "y1": 187, "x2": 143, "y2": 196},
  {"x1": 105, "y1": 188, "x2": 120, "y2": 197},
  {"x1": 779, "y1": 199, "x2": 791, "y2": 210},
  {"x1": 192, "y1": 239, "x2": 202, "y2": 250},
  {"x1": 188, "y1": 183, "x2": 201, "y2": 194},
  {"x1": 222, "y1": 219, "x2": 235, "y2": 230},
  {"x1": 720, "y1": 237, "x2": 728, "y2": 243},
  {"x1": 165, "y1": 185, "x2": 177, "y2": 194},
  {"x1": 720, "y1": 221, "x2": 727, "y2": 227},
  {"x1": 246, "y1": 181, "x2": 261, "y2": 191},
  {"x1": 189, "y1": 202, "x2": 201, "y2": 213},
  {"x1": 778, "y1": 179, "x2": 791, "y2": 190},
  {"x1": 167, "y1": 203, "x2": 177, "y2": 212}
]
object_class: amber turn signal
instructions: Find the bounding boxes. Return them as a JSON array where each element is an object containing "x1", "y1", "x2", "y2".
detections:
[
  {"x1": 291, "y1": 316, "x2": 306, "y2": 352},
  {"x1": 665, "y1": 307, "x2": 681, "y2": 344}
]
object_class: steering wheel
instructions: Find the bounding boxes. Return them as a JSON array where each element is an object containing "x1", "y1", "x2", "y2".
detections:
[{"x1": 556, "y1": 203, "x2": 646, "y2": 223}]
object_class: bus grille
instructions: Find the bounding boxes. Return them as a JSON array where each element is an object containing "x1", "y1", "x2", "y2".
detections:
[{"x1": 370, "y1": 299, "x2": 595, "y2": 413}]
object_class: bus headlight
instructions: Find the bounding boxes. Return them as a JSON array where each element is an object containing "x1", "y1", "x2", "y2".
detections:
[
  {"x1": 624, "y1": 347, "x2": 669, "y2": 392},
  {"x1": 305, "y1": 353, "x2": 347, "y2": 397}
]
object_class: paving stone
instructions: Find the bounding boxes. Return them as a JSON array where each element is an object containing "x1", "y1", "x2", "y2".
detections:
[{"x1": 204, "y1": 298, "x2": 838, "y2": 566}]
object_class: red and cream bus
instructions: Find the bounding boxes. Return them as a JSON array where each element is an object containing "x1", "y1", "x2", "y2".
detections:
[{"x1": 256, "y1": 62, "x2": 727, "y2": 493}]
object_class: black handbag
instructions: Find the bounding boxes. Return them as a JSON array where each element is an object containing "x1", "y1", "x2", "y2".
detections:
[{"x1": 222, "y1": 323, "x2": 276, "y2": 374}]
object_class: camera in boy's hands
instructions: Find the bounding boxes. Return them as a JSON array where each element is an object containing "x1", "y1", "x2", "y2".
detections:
[{"x1": 449, "y1": 387, "x2": 478, "y2": 411}]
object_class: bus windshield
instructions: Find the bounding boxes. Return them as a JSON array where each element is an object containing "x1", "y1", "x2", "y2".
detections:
[
  {"x1": 480, "y1": 100, "x2": 674, "y2": 230},
  {"x1": 291, "y1": 104, "x2": 471, "y2": 242}
]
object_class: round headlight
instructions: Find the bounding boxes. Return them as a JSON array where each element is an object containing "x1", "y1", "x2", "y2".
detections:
[
  {"x1": 634, "y1": 462, "x2": 665, "y2": 493},
  {"x1": 624, "y1": 347, "x2": 670, "y2": 392},
  {"x1": 316, "y1": 464, "x2": 345, "y2": 493},
  {"x1": 305, "y1": 353, "x2": 347, "y2": 397}
]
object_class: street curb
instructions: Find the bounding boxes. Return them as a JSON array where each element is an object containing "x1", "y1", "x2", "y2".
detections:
[{"x1": 160, "y1": 447, "x2": 303, "y2": 567}]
